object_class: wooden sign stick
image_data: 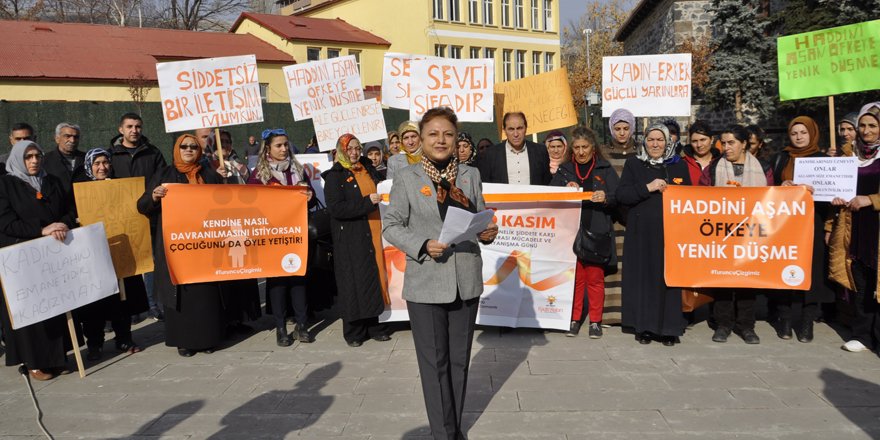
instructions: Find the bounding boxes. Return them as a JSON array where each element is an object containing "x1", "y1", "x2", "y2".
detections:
[
  {"x1": 118, "y1": 278, "x2": 127, "y2": 301},
  {"x1": 828, "y1": 96, "x2": 837, "y2": 154},
  {"x1": 214, "y1": 127, "x2": 226, "y2": 172},
  {"x1": 65, "y1": 312, "x2": 86, "y2": 378}
]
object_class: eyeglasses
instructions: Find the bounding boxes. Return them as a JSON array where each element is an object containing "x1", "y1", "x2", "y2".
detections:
[
  {"x1": 179, "y1": 144, "x2": 200, "y2": 151},
  {"x1": 261, "y1": 128, "x2": 287, "y2": 140},
  {"x1": 24, "y1": 153, "x2": 43, "y2": 160}
]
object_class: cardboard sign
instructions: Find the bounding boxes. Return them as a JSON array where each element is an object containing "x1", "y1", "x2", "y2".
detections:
[
  {"x1": 778, "y1": 19, "x2": 880, "y2": 101},
  {"x1": 283, "y1": 56, "x2": 365, "y2": 121},
  {"x1": 296, "y1": 153, "x2": 333, "y2": 207},
  {"x1": 793, "y1": 157, "x2": 859, "y2": 202},
  {"x1": 494, "y1": 68, "x2": 578, "y2": 139},
  {"x1": 0, "y1": 223, "x2": 118, "y2": 329},
  {"x1": 664, "y1": 186, "x2": 814, "y2": 290},
  {"x1": 73, "y1": 177, "x2": 154, "y2": 278},
  {"x1": 157, "y1": 55, "x2": 263, "y2": 133},
  {"x1": 381, "y1": 53, "x2": 437, "y2": 109},
  {"x1": 602, "y1": 53, "x2": 692, "y2": 117},
  {"x1": 161, "y1": 184, "x2": 309, "y2": 284},
  {"x1": 312, "y1": 98, "x2": 387, "y2": 151},
  {"x1": 410, "y1": 58, "x2": 494, "y2": 122}
]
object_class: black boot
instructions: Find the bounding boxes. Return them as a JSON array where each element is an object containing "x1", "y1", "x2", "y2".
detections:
[
  {"x1": 797, "y1": 320, "x2": 814, "y2": 343},
  {"x1": 776, "y1": 319, "x2": 793, "y2": 340},
  {"x1": 276, "y1": 325, "x2": 292, "y2": 347}
]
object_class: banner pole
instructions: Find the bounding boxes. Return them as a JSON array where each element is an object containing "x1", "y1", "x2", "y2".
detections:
[
  {"x1": 828, "y1": 96, "x2": 837, "y2": 154},
  {"x1": 214, "y1": 127, "x2": 226, "y2": 175},
  {"x1": 65, "y1": 312, "x2": 86, "y2": 378},
  {"x1": 118, "y1": 278, "x2": 126, "y2": 301}
]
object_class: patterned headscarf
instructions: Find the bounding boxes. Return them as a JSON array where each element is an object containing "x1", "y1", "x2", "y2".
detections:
[
  {"x1": 5, "y1": 140, "x2": 46, "y2": 192},
  {"x1": 420, "y1": 155, "x2": 470, "y2": 208},
  {"x1": 84, "y1": 148, "x2": 111, "y2": 180},
  {"x1": 335, "y1": 133, "x2": 363, "y2": 171},
  {"x1": 855, "y1": 101, "x2": 880, "y2": 164},
  {"x1": 173, "y1": 134, "x2": 204, "y2": 184},
  {"x1": 457, "y1": 131, "x2": 476, "y2": 164},
  {"x1": 637, "y1": 124, "x2": 677, "y2": 166}
]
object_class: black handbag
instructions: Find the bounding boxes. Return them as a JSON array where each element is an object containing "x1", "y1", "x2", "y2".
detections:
[
  {"x1": 308, "y1": 198, "x2": 334, "y2": 271},
  {"x1": 573, "y1": 229, "x2": 613, "y2": 265}
]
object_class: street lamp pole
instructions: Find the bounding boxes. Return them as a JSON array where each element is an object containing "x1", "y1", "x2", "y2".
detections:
[{"x1": 582, "y1": 28, "x2": 593, "y2": 127}]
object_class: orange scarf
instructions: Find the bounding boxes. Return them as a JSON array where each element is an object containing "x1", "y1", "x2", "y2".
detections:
[
  {"x1": 781, "y1": 116, "x2": 821, "y2": 182},
  {"x1": 173, "y1": 134, "x2": 204, "y2": 184}
]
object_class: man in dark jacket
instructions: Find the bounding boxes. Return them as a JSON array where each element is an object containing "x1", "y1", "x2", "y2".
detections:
[
  {"x1": 1, "y1": 122, "x2": 36, "y2": 175},
  {"x1": 42, "y1": 122, "x2": 87, "y2": 197},
  {"x1": 478, "y1": 112, "x2": 551, "y2": 185},
  {"x1": 109, "y1": 112, "x2": 167, "y2": 321}
]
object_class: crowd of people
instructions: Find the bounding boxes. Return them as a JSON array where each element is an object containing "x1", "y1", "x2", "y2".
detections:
[{"x1": 0, "y1": 103, "x2": 880, "y2": 379}]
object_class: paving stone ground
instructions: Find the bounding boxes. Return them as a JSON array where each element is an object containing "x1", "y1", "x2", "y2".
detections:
[{"x1": 1, "y1": 307, "x2": 879, "y2": 440}]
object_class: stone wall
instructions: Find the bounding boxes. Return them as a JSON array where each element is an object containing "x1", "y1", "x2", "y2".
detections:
[{"x1": 622, "y1": 0, "x2": 713, "y2": 55}]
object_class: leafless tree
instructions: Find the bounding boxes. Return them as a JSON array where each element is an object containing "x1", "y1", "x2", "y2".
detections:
[
  {"x1": 0, "y1": 0, "x2": 46, "y2": 19},
  {"x1": 165, "y1": 0, "x2": 248, "y2": 30},
  {"x1": 126, "y1": 70, "x2": 153, "y2": 114}
]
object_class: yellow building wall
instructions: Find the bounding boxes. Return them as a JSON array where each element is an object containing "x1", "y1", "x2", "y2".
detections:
[{"x1": 0, "y1": 64, "x2": 290, "y2": 104}]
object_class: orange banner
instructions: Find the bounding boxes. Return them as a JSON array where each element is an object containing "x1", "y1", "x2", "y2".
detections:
[
  {"x1": 664, "y1": 186, "x2": 814, "y2": 290},
  {"x1": 161, "y1": 184, "x2": 309, "y2": 284}
]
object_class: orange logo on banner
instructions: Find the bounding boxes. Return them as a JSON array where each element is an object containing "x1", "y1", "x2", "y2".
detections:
[
  {"x1": 161, "y1": 184, "x2": 309, "y2": 284},
  {"x1": 485, "y1": 250, "x2": 575, "y2": 291},
  {"x1": 663, "y1": 186, "x2": 814, "y2": 290}
]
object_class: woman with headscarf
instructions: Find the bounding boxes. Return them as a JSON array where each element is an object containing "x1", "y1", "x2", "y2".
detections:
[
  {"x1": 544, "y1": 130, "x2": 569, "y2": 175},
  {"x1": 700, "y1": 125, "x2": 774, "y2": 344},
  {"x1": 456, "y1": 131, "x2": 477, "y2": 166},
  {"x1": 607, "y1": 108, "x2": 636, "y2": 156},
  {"x1": 387, "y1": 121, "x2": 422, "y2": 180},
  {"x1": 137, "y1": 134, "x2": 226, "y2": 357},
  {"x1": 768, "y1": 117, "x2": 835, "y2": 343},
  {"x1": 75, "y1": 148, "x2": 150, "y2": 361},
  {"x1": 829, "y1": 102, "x2": 880, "y2": 353},
  {"x1": 832, "y1": 112, "x2": 858, "y2": 157},
  {"x1": 247, "y1": 128, "x2": 314, "y2": 346},
  {"x1": 550, "y1": 126, "x2": 619, "y2": 338},
  {"x1": 0, "y1": 141, "x2": 75, "y2": 380},
  {"x1": 617, "y1": 124, "x2": 691, "y2": 346},
  {"x1": 322, "y1": 134, "x2": 391, "y2": 347},
  {"x1": 386, "y1": 131, "x2": 402, "y2": 157}
]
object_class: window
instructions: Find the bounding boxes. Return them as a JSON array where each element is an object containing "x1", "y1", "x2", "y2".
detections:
[
  {"x1": 543, "y1": 0, "x2": 552, "y2": 31},
  {"x1": 349, "y1": 50, "x2": 361, "y2": 74},
  {"x1": 502, "y1": 49, "x2": 512, "y2": 81},
  {"x1": 450, "y1": 46, "x2": 462, "y2": 59},
  {"x1": 515, "y1": 50, "x2": 525, "y2": 79},
  {"x1": 544, "y1": 52, "x2": 553, "y2": 72},
  {"x1": 532, "y1": 51, "x2": 541, "y2": 75},
  {"x1": 307, "y1": 47, "x2": 320, "y2": 61},
  {"x1": 470, "y1": 46, "x2": 481, "y2": 59},
  {"x1": 448, "y1": 0, "x2": 460, "y2": 21},
  {"x1": 327, "y1": 48, "x2": 340, "y2": 59},
  {"x1": 433, "y1": 0, "x2": 444, "y2": 19},
  {"x1": 469, "y1": 0, "x2": 479, "y2": 23},
  {"x1": 514, "y1": 0, "x2": 523, "y2": 28},
  {"x1": 435, "y1": 44, "x2": 447, "y2": 57},
  {"x1": 501, "y1": 0, "x2": 510, "y2": 26},
  {"x1": 531, "y1": 0, "x2": 539, "y2": 30},
  {"x1": 483, "y1": 0, "x2": 494, "y2": 24},
  {"x1": 484, "y1": 47, "x2": 495, "y2": 60},
  {"x1": 259, "y1": 83, "x2": 268, "y2": 103}
]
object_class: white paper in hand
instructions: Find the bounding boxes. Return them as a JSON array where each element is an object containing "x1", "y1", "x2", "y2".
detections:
[{"x1": 438, "y1": 207, "x2": 495, "y2": 245}]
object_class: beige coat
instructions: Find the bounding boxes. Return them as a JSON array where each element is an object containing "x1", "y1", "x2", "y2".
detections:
[{"x1": 827, "y1": 193, "x2": 880, "y2": 301}]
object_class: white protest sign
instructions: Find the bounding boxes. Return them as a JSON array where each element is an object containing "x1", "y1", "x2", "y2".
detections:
[
  {"x1": 157, "y1": 55, "x2": 263, "y2": 133},
  {"x1": 793, "y1": 156, "x2": 859, "y2": 202},
  {"x1": 381, "y1": 53, "x2": 439, "y2": 109},
  {"x1": 283, "y1": 56, "x2": 364, "y2": 121},
  {"x1": 296, "y1": 153, "x2": 333, "y2": 207},
  {"x1": 410, "y1": 58, "x2": 494, "y2": 122},
  {"x1": 312, "y1": 98, "x2": 387, "y2": 151},
  {"x1": 0, "y1": 223, "x2": 118, "y2": 329},
  {"x1": 602, "y1": 53, "x2": 692, "y2": 117}
]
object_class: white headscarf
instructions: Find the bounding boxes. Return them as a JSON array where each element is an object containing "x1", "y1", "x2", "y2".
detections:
[
  {"x1": 637, "y1": 124, "x2": 677, "y2": 166},
  {"x1": 5, "y1": 140, "x2": 46, "y2": 192}
]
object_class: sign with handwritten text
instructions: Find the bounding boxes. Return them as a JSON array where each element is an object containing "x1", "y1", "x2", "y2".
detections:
[
  {"x1": 296, "y1": 153, "x2": 333, "y2": 206},
  {"x1": 410, "y1": 58, "x2": 494, "y2": 122},
  {"x1": 283, "y1": 56, "x2": 365, "y2": 121},
  {"x1": 494, "y1": 68, "x2": 578, "y2": 139},
  {"x1": 381, "y1": 53, "x2": 436, "y2": 109},
  {"x1": 0, "y1": 223, "x2": 118, "y2": 329},
  {"x1": 777, "y1": 19, "x2": 880, "y2": 101},
  {"x1": 601, "y1": 53, "x2": 692, "y2": 117},
  {"x1": 312, "y1": 98, "x2": 387, "y2": 151},
  {"x1": 157, "y1": 55, "x2": 263, "y2": 133}
]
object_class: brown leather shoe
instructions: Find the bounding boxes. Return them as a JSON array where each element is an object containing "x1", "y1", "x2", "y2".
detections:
[{"x1": 29, "y1": 369, "x2": 55, "y2": 381}]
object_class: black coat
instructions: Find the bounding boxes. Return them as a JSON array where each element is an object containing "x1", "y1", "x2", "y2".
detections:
[
  {"x1": 109, "y1": 135, "x2": 167, "y2": 189},
  {"x1": 42, "y1": 149, "x2": 87, "y2": 198},
  {"x1": 770, "y1": 151, "x2": 835, "y2": 304},
  {"x1": 0, "y1": 174, "x2": 75, "y2": 368},
  {"x1": 321, "y1": 159, "x2": 386, "y2": 322},
  {"x1": 616, "y1": 157, "x2": 691, "y2": 336},
  {"x1": 478, "y1": 140, "x2": 552, "y2": 185},
  {"x1": 137, "y1": 166, "x2": 223, "y2": 308},
  {"x1": 550, "y1": 159, "x2": 621, "y2": 271}
]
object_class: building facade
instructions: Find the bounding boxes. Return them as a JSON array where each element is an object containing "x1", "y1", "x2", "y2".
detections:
[{"x1": 283, "y1": 0, "x2": 561, "y2": 85}]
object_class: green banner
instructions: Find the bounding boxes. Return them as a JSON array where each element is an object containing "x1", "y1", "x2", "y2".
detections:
[{"x1": 778, "y1": 19, "x2": 880, "y2": 101}]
